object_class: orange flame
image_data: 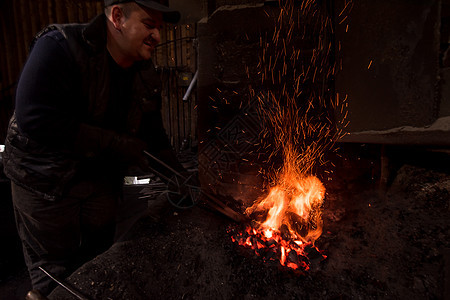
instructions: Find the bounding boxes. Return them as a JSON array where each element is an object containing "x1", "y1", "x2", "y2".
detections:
[{"x1": 245, "y1": 156, "x2": 325, "y2": 244}]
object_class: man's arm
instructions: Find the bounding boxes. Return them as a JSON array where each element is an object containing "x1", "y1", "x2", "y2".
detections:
[{"x1": 15, "y1": 30, "x2": 80, "y2": 148}]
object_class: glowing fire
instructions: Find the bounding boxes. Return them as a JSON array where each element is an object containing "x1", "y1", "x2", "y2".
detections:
[
  {"x1": 230, "y1": 148, "x2": 327, "y2": 270},
  {"x1": 246, "y1": 173, "x2": 325, "y2": 244},
  {"x1": 229, "y1": 0, "x2": 352, "y2": 271}
]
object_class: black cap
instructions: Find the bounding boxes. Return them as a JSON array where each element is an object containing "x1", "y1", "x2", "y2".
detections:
[{"x1": 104, "y1": 0, "x2": 180, "y2": 23}]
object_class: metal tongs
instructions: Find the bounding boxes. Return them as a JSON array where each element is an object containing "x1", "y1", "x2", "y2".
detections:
[{"x1": 143, "y1": 151, "x2": 248, "y2": 223}]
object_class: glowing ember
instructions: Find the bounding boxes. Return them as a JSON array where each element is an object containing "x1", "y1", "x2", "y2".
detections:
[
  {"x1": 229, "y1": 224, "x2": 326, "y2": 271},
  {"x1": 230, "y1": 169, "x2": 327, "y2": 270}
]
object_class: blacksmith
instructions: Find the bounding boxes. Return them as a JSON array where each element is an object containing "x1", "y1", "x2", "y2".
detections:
[{"x1": 3, "y1": 0, "x2": 183, "y2": 296}]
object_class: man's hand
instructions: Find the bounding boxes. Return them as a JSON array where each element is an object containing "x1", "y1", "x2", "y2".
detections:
[{"x1": 75, "y1": 123, "x2": 148, "y2": 166}]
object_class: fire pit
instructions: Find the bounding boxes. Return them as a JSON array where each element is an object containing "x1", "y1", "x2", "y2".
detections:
[{"x1": 48, "y1": 146, "x2": 450, "y2": 299}]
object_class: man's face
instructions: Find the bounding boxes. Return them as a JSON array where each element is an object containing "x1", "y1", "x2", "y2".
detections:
[{"x1": 118, "y1": 5, "x2": 163, "y2": 62}]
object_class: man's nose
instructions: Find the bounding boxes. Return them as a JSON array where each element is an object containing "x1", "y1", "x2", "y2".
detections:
[{"x1": 152, "y1": 29, "x2": 161, "y2": 43}]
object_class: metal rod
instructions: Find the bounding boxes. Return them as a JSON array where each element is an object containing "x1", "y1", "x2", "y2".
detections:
[
  {"x1": 201, "y1": 191, "x2": 249, "y2": 223},
  {"x1": 38, "y1": 266, "x2": 89, "y2": 300},
  {"x1": 182, "y1": 70, "x2": 198, "y2": 102},
  {"x1": 143, "y1": 150, "x2": 185, "y2": 179}
]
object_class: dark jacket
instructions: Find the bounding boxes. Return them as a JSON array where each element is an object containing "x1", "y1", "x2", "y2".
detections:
[{"x1": 3, "y1": 14, "x2": 170, "y2": 200}]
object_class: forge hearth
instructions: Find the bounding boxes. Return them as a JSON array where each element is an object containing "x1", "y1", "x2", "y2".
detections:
[{"x1": 48, "y1": 148, "x2": 450, "y2": 300}]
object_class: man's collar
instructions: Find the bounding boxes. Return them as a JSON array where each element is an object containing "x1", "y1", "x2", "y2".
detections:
[{"x1": 82, "y1": 13, "x2": 107, "y2": 53}]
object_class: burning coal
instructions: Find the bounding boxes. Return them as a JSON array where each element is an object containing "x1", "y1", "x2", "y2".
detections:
[
  {"x1": 230, "y1": 0, "x2": 352, "y2": 271},
  {"x1": 229, "y1": 224, "x2": 326, "y2": 271},
  {"x1": 232, "y1": 146, "x2": 327, "y2": 270}
]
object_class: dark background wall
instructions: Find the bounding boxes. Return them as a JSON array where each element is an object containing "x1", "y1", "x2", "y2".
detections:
[{"x1": 335, "y1": 0, "x2": 443, "y2": 132}]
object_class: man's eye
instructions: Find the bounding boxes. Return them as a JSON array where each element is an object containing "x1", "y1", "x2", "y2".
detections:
[{"x1": 144, "y1": 23, "x2": 155, "y2": 29}]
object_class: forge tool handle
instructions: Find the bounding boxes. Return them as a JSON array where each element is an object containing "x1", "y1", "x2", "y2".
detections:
[{"x1": 201, "y1": 191, "x2": 250, "y2": 223}]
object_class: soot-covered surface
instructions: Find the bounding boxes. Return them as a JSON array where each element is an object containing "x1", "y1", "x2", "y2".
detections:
[{"x1": 49, "y1": 152, "x2": 450, "y2": 300}]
